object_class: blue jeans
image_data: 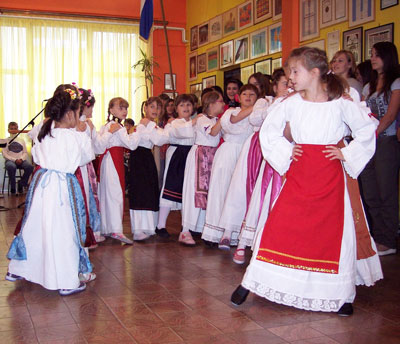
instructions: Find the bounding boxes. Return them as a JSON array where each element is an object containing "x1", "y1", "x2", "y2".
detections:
[{"x1": 5, "y1": 160, "x2": 34, "y2": 190}]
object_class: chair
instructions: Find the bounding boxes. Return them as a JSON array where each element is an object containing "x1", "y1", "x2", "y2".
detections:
[{"x1": 2, "y1": 166, "x2": 22, "y2": 195}]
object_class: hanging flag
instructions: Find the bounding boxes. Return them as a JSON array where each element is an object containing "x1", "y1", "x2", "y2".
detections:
[{"x1": 140, "y1": 0, "x2": 153, "y2": 41}]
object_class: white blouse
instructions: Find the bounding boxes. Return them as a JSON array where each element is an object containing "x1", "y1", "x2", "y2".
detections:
[{"x1": 220, "y1": 108, "x2": 254, "y2": 144}]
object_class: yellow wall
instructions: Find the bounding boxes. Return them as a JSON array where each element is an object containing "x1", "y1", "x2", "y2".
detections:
[
  {"x1": 301, "y1": 1, "x2": 400, "y2": 59},
  {"x1": 186, "y1": 0, "x2": 400, "y2": 91},
  {"x1": 186, "y1": 0, "x2": 283, "y2": 90}
]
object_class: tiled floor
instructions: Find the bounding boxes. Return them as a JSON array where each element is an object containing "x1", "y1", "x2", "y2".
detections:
[{"x1": 0, "y1": 194, "x2": 400, "y2": 343}]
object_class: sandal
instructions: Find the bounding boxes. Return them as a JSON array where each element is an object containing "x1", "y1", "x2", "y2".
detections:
[{"x1": 218, "y1": 237, "x2": 231, "y2": 251}]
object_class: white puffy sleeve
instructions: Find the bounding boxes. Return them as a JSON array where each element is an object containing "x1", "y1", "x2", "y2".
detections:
[
  {"x1": 340, "y1": 99, "x2": 377, "y2": 178},
  {"x1": 92, "y1": 124, "x2": 112, "y2": 155},
  {"x1": 144, "y1": 121, "x2": 170, "y2": 146},
  {"x1": 220, "y1": 108, "x2": 250, "y2": 134},
  {"x1": 168, "y1": 118, "x2": 194, "y2": 139},
  {"x1": 199, "y1": 116, "x2": 219, "y2": 137},
  {"x1": 74, "y1": 130, "x2": 95, "y2": 166},
  {"x1": 259, "y1": 100, "x2": 294, "y2": 175},
  {"x1": 115, "y1": 126, "x2": 142, "y2": 151},
  {"x1": 249, "y1": 97, "x2": 272, "y2": 127}
]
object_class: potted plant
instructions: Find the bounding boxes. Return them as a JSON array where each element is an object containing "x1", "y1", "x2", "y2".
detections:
[{"x1": 133, "y1": 48, "x2": 159, "y2": 98}]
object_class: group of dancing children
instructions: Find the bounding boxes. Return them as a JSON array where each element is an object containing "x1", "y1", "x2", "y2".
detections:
[{"x1": 6, "y1": 46, "x2": 388, "y2": 316}]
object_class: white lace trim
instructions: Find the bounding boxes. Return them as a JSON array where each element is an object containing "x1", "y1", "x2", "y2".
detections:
[{"x1": 242, "y1": 280, "x2": 341, "y2": 312}]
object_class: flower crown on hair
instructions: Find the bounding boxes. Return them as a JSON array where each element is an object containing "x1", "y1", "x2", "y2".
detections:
[
  {"x1": 85, "y1": 89, "x2": 94, "y2": 107},
  {"x1": 65, "y1": 83, "x2": 82, "y2": 100}
]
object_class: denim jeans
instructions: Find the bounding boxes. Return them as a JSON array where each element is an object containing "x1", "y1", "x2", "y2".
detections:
[{"x1": 5, "y1": 159, "x2": 34, "y2": 190}]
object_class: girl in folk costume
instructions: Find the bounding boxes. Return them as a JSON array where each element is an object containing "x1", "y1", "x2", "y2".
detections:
[
  {"x1": 201, "y1": 85, "x2": 258, "y2": 245},
  {"x1": 233, "y1": 69, "x2": 289, "y2": 264},
  {"x1": 156, "y1": 94, "x2": 196, "y2": 239},
  {"x1": 216, "y1": 74, "x2": 274, "y2": 251},
  {"x1": 180, "y1": 92, "x2": 225, "y2": 245},
  {"x1": 75, "y1": 88, "x2": 102, "y2": 252},
  {"x1": 231, "y1": 47, "x2": 383, "y2": 316},
  {"x1": 97, "y1": 98, "x2": 142, "y2": 244},
  {"x1": 127, "y1": 97, "x2": 169, "y2": 241},
  {"x1": 6, "y1": 84, "x2": 95, "y2": 295}
]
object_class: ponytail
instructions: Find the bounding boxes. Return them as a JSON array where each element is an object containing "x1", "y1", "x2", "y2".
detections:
[
  {"x1": 323, "y1": 73, "x2": 347, "y2": 101},
  {"x1": 37, "y1": 118, "x2": 53, "y2": 142}
]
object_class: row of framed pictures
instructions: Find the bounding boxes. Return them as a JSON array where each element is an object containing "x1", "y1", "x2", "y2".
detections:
[
  {"x1": 189, "y1": 57, "x2": 283, "y2": 98},
  {"x1": 189, "y1": 22, "x2": 282, "y2": 81},
  {"x1": 300, "y1": 0, "x2": 398, "y2": 42},
  {"x1": 190, "y1": 0, "x2": 282, "y2": 51},
  {"x1": 307, "y1": 22, "x2": 394, "y2": 66}
]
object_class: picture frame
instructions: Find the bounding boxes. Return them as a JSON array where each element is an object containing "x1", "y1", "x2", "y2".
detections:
[
  {"x1": 250, "y1": 28, "x2": 268, "y2": 59},
  {"x1": 188, "y1": 52, "x2": 197, "y2": 81},
  {"x1": 269, "y1": 22, "x2": 282, "y2": 54},
  {"x1": 343, "y1": 27, "x2": 363, "y2": 64},
  {"x1": 197, "y1": 53, "x2": 207, "y2": 73},
  {"x1": 302, "y1": 39, "x2": 325, "y2": 50},
  {"x1": 327, "y1": 30, "x2": 340, "y2": 62},
  {"x1": 255, "y1": 58, "x2": 272, "y2": 75},
  {"x1": 238, "y1": 1, "x2": 253, "y2": 31},
  {"x1": 202, "y1": 75, "x2": 216, "y2": 89},
  {"x1": 364, "y1": 23, "x2": 394, "y2": 59},
  {"x1": 206, "y1": 46, "x2": 219, "y2": 72},
  {"x1": 209, "y1": 15, "x2": 223, "y2": 42},
  {"x1": 380, "y1": 0, "x2": 398, "y2": 9},
  {"x1": 234, "y1": 35, "x2": 250, "y2": 64},
  {"x1": 273, "y1": 0, "x2": 282, "y2": 20},
  {"x1": 189, "y1": 83, "x2": 202, "y2": 102},
  {"x1": 271, "y1": 57, "x2": 282, "y2": 72},
  {"x1": 254, "y1": 0, "x2": 272, "y2": 23},
  {"x1": 190, "y1": 25, "x2": 198, "y2": 51},
  {"x1": 220, "y1": 40, "x2": 234, "y2": 68},
  {"x1": 300, "y1": 0, "x2": 319, "y2": 41},
  {"x1": 163, "y1": 91, "x2": 178, "y2": 99},
  {"x1": 320, "y1": 0, "x2": 347, "y2": 28},
  {"x1": 164, "y1": 73, "x2": 176, "y2": 90},
  {"x1": 349, "y1": 0, "x2": 375, "y2": 27},
  {"x1": 222, "y1": 8, "x2": 238, "y2": 36},
  {"x1": 198, "y1": 22, "x2": 209, "y2": 47},
  {"x1": 240, "y1": 65, "x2": 255, "y2": 83}
]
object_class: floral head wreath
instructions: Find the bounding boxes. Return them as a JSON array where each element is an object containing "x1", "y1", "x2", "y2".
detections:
[
  {"x1": 85, "y1": 89, "x2": 94, "y2": 107},
  {"x1": 65, "y1": 83, "x2": 82, "y2": 100}
]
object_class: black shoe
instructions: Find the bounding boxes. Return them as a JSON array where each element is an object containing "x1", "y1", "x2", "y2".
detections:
[
  {"x1": 17, "y1": 182, "x2": 23, "y2": 194},
  {"x1": 337, "y1": 303, "x2": 353, "y2": 316},
  {"x1": 203, "y1": 239, "x2": 218, "y2": 248},
  {"x1": 189, "y1": 230, "x2": 201, "y2": 238},
  {"x1": 155, "y1": 227, "x2": 170, "y2": 238},
  {"x1": 10, "y1": 188, "x2": 16, "y2": 195},
  {"x1": 231, "y1": 285, "x2": 249, "y2": 306}
]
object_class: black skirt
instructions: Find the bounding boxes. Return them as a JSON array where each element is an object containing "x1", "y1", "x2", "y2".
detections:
[
  {"x1": 128, "y1": 146, "x2": 159, "y2": 211},
  {"x1": 162, "y1": 144, "x2": 192, "y2": 203}
]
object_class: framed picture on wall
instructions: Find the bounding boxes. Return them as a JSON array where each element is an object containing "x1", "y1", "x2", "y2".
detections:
[
  {"x1": 220, "y1": 40, "x2": 234, "y2": 68},
  {"x1": 209, "y1": 15, "x2": 223, "y2": 42},
  {"x1": 241, "y1": 65, "x2": 254, "y2": 83},
  {"x1": 364, "y1": 23, "x2": 394, "y2": 59},
  {"x1": 190, "y1": 25, "x2": 198, "y2": 51},
  {"x1": 250, "y1": 28, "x2": 268, "y2": 59},
  {"x1": 164, "y1": 73, "x2": 176, "y2": 90},
  {"x1": 271, "y1": 57, "x2": 282, "y2": 72},
  {"x1": 206, "y1": 46, "x2": 219, "y2": 71},
  {"x1": 381, "y1": 0, "x2": 398, "y2": 9},
  {"x1": 273, "y1": 0, "x2": 282, "y2": 20},
  {"x1": 327, "y1": 30, "x2": 340, "y2": 61},
  {"x1": 254, "y1": 0, "x2": 272, "y2": 23},
  {"x1": 349, "y1": 0, "x2": 375, "y2": 27},
  {"x1": 269, "y1": 22, "x2": 282, "y2": 54},
  {"x1": 238, "y1": 1, "x2": 253, "y2": 30},
  {"x1": 300, "y1": 0, "x2": 319, "y2": 41},
  {"x1": 197, "y1": 53, "x2": 207, "y2": 73},
  {"x1": 189, "y1": 83, "x2": 202, "y2": 101},
  {"x1": 255, "y1": 59, "x2": 272, "y2": 75},
  {"x1": 223, "y1": 8, "x2": 238, "y2": 36},
  {"x1": 320, "y1": 0, "x2": 347, "y2": 28},
  {"x1": 302, "y1": 39, "x2": 325, "y2": 50},
  {"x1": 234, "y1": 35, "x2": 250, "y2": 64},
  {"x1": 343, "y1": 27, "x2": 363, "y2": 64},
  {"x1": 202, "y1": 75, "x2": 216, "y2": 89},
  {"x1": 188, "y1": 53, "x2": 197, "y2": 81},
  {"x1": 198, "y1": 22, "x2": 209, "y2": 47}
]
